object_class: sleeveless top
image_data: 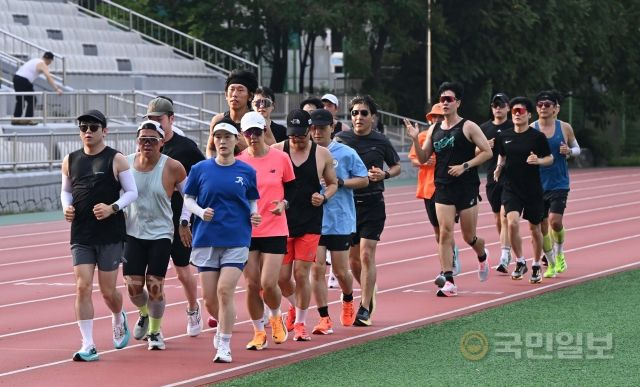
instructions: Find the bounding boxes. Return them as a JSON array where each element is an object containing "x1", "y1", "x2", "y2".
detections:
[
  {"x1": 283, "y1": 141, "x2": 323, "y2": 236},
  {"x1": 431, "y1": 119, "x2": 479, "y2": 185},
  {"x1": 15, "y1": 58, "x2": 42, "y2": 82},
  {"x1": 534, "y1": 120, "x2": 570, "y2": 191},
  {"x1": 125, "y1": 153, "x2": 173, "y2": 240},
  {"x1": 68, "y1": 146, "x2": 125, "y2": 245}
]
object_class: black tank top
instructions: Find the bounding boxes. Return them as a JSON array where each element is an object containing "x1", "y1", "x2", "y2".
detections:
[
  {"x1": 431, "y1": 119, "x2": 479, "y2": 185},
  {"x1": 283, "y1": 141, "x2": 322, "y2": 236},
  {"x1": 68, "y1": 146, "x2": 126, "y2": 245}
]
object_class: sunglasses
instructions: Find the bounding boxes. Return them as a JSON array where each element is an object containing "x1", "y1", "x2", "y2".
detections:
[
  {"x1": 289, "y1": 131, "x2": 309, "y2": 138},
  {"x1": 243, "y1": 127, "x2": 264, "y2": 137},
  {"x1": 536, "y1": 101, "x2": 555, "y2": 108},
  {"x1": 511, "y1": 107, "x2": 527, "y2": 115},
  {"x1": 439, "y1": 95, "x2": 457, "y2": 103},
  {"x1": 137, "y1": 136, "x2": 161, "y2": 145},
  {"x1": 351, "y1": 109, "x2": 370, "y2": 117},
  {"x1": 253, "y1": 98, "x2": 273, "y2": 108},
  {"x1": 79, "y1": 123, "x2": 102, "y2": 132},
  {"x1": 491, "y1": 102, "x2": 507, "y2": 109}
]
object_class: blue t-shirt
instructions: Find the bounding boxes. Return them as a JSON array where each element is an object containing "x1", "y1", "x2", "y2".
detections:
[
  {"x1": 321, "y1": 141, "x2": 368, "y2": 235},
  {"x1": 185, "y1": 159, "x2": 259, "y2": 248}
]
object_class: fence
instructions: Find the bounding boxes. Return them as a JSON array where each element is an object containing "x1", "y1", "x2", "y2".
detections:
[{"x1": 0, "y1": 27, "x2": 66, "y2": 84}]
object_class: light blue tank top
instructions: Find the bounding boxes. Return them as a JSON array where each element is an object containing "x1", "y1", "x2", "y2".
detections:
[
  {"x1": 534, "y1": 120, "x2": 570, "y2": 191},
  {"x1": 125, "y1": 153, "x2": 174, "y2": 240}
]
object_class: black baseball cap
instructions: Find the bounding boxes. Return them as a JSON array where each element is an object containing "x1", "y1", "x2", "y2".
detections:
[
  {"x1": 286, "y1": 109, "x2": 311, "y2": 136},
  {"x1": 309, "y1": 109, "x2": 333, "y2": 126},
  {"x1": 491, "y1": 93, "x2": 509, "y2": 105},
  {"x1": 77, "y1": 109, "x2": 107, "y2": 127}
]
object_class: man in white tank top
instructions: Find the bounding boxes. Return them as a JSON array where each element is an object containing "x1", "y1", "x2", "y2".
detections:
[{"x1": 12, "y1": 51, "x2": 62, "y2": 124}]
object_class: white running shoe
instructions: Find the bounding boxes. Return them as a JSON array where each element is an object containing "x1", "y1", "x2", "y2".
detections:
[
  {"x1": 327, "y1": 270, "x2": 339, "y2": 289},
  {"x1": 147, "y1": 331, "x2": 166, "y2": 350},
  {"x1": 213, "y1": 347, "x2": 232, "y2": 363},
  {"x1": 213, "y1": 331, "x2": 220, "y2": 349},
  {"x1": 436, "y1": 281, "x2": 458, "y2": 297},
  {"x1": 112, "y1": 311, "x2": 130, "y2": 349},
  {"x1": 478, "y1": 248, "x2": 490, "y2": 282},
  {"x1": 187, "y1": 300, "x2": 203, "y2": 337}
]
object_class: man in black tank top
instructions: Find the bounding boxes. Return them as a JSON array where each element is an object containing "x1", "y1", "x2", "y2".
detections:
[
  {"x1": 407, "y1": 82, "x2": 492, "y2": 297},
  {"x1": 272, "y1": 109, "x2": 337, "y2": 341},
  {"x1": 60, "y1": 110, "x2": 138, "y2": 361}
]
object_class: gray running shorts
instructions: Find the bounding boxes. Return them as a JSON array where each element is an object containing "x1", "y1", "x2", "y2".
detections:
[
  {"x1": 190, "y1": 246, "x2": 249, "y2": 270},
  {"x1": 71, "y1": 242, "x2": 124, "y2": 272}
]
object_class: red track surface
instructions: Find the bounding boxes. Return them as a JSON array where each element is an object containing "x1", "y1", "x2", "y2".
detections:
[{"x1": 1, "y1": 167, "x2": 639, "y2": 386}]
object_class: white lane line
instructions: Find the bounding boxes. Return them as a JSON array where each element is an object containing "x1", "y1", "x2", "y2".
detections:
[
  {"x1": 0, "y1": 229, "x2": 67, "y2": 240},
  {"x1": 0, "y1": 241, "x2": 67, "y2": 252},
  {"x1": 0, "y1": 255, "x2": 71, "y2": 268}
]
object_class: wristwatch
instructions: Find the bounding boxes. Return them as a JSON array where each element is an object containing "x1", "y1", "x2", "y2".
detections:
[
  {"x1": 384, "y1": 171, "x2": 391, "y2": 180},
  {"x1": 463, "y1": 162, "x2": 470, "y2": 171},
  {"x1": 322, "y1": 194, "x2": 328, "y2": 204},
  {"x1": 111, "y1": 203, "x2": 120, "y2": 213},
  {"x1": 180, "y1": 219, "x2": 189, "y2": 227},
  {"x1": 337, "y1": 178, "x2": 344, "y2": 187}
]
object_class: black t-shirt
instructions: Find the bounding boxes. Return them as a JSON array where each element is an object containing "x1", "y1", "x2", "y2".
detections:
[
  {"x1": 335, "y1": 129, "x2": 400, "y2": 197},
  {"x1": 431, "y1": 119, "x2": 479, "y2": 186},
  {"x1": 270, "y1": 121, "x2": 288, "y2": 143},
  {"x1": 495, "y1": 128, "x2": 551, "y2": 200},
  {"x1": 480, "y1": 119, "x2": 514, "y2": 184}
]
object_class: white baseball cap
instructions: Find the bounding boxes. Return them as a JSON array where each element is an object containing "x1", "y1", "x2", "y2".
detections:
[
  {"x1": 212, "y1": 121, "x2": 239, "y2": 135},
  {"x1": 321, "y1": 93, "x2": 339, "y2": 107},
  {"x1": 137, "y1": 119, "x2": 165, "y2": 138},
  {"x1": 240, "y1": 111, "x2": 266, "y2": 132}
]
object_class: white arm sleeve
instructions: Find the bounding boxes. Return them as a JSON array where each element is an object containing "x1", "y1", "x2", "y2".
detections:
[
  {"x1": 250, "y1": 199, "x2": 258, "y2": 214},
  {"x1": 114, "y1": 169, "x2": 138, "y2": 209},
  {"x1": 177, "y1": 178, "x2": 192, "y2": 222},
  {"x1": 184, "y1": 195, "x2": 206, "y2": 220},
  {"x1": 60, "y1": 174, "x2": 73, "y2": 208},
  {"x1": 569, "y1": 138, "x2": 581, "y2": 156}
]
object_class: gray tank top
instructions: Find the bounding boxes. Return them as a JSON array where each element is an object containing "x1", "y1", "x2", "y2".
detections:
[{"x1": 125, "y1": 153, "x2": 174, "y2": 240}]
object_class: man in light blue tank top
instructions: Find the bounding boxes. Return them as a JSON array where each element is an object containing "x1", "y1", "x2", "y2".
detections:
[
  {"x1": 532, "y1": 90, "x2": 581, "y2": 278},
  {"x1": 123, "y1": 120, "x2": 190, "y2": 351}
]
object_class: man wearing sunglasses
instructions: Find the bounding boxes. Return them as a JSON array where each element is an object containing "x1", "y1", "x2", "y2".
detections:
[
  {"x1": 407, "y1": 82, "x2": 492, "y2": 297},
  {"x1": 480, "y1": 93, "x2": 514, "y2": 274},
  {"x1": 531, "y1": 91, "x2": 580, "y2": 278},
  {"x1": 493, "y1": 97, "x2": 553, "y2": 284},
  {"x1": 252, "y1": 86, "x2": 288, "y2": 144},
  {"x1": 61, "y1": 109, "x2": 138, "y2": 361},
  {"x1": 145, "y1": 96, "x2": 207, "y2": 336},
  {"x1": 335, "y1": 95, "x2": 401, "y2": 325},
  {"x1": 122, "y1": 120, "x2": 190, "y2": 350}
]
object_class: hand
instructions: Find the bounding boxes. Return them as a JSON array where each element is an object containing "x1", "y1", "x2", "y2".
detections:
[
  {"x1": 56, "y1": 88, "x2": 63, "y2": 96},
  {"x1": 269, "y1": 200, "x2": 285, "y2": 215},
  {"x1": 448, "y1": 164, "x2": 465, "y2": 176},
  {"x1": 92, "y1": 203, "x2": 114, "y2": 220},
  {"x1": 425, "y1": 155, "x2": 436, "y2": 166},
  {"x1": 404, "y1": 118, "x2": 419, "y2": 140},
  {"x1": 559, "y1": 141, "x2": 570, "y2": 157},
  {"x1": 488, "y1": 138, "x2": 495, "y2": 148},
  {"x1": 202, "y1": 207, "x2": 214, "y2": 221},
  {"x1": 526, "y1": 151, "x2": 539, "y2": 165},
  {"x1": 368, "y1": 166, "x2": 384, "y2": 182},
  {"x1": 64, "y1": 205, "x2": 75, "y2": 222},
  {"x1": 178, "y1": 225, "x2": 192, "y2": 248},
  {"x1": 250, "y1": 212, "x2": 262, "y2": 226},
  {"x1": 493, "y1": 166, "x2": 502, "y2": 182},
  {"x1": 311, "y1": 192, "x2": 326, "y2": 207}
]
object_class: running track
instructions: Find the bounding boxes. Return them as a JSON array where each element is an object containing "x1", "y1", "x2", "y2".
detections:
[{"x1": 1, "y1": 167, "x2": 639, "y2": 386}]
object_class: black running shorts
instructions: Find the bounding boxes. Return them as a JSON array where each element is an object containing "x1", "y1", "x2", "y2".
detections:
[
  {"x1": 423, "y1": 198, "x2": 439, "y2": 227},
  {"x1": 485, "y1": 181, "x2": 503, "y2": 214},
  {"x1": 351, "y1": 194, "x2": 386, "y2": 244},
  {"x1": 434, "y1": 181, "x2": 479, "y2": 212},
  {"x1": 249, "y1": 236, "x2": 287, "y2": 254},
  {"x1": 501, "y1": 187, "x2": 544, "y2": 225},
  {"x1": 123, "y1": 236, "x2": 172, "y2": 277},
  {"x1": 543, "y1": 189, "x2": 569, "y2": 217},
  {"x1": 319, "y1": 234, "x2": 352, "y2": 251}
]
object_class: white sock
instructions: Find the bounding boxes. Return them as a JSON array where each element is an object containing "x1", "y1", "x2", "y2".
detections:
[
  {"x1": 219, "y1": 333, "x2": 232, "y2": 349},
  {"x1": 294, "y1": 307, "x2": 307, "y2": 325},
  {"x1": 112, "y1": 309, "x2": 124, "y2": 326},
  {"x1": 287, "y1": 295, "x2": 296, "y2": 309},
  {"x1": 78, "y1": 319, "x2": 94, "y2": 351},
  {"x1": 269, "y1": 308, "x2": 280, "y2": 318},
  {"x1": 501, "y1": 246, "x2": 511, "y2": 261},
  {"x1": 517, "y1": 257, "x2": 526, "y2": 264},
  {"x1": 251, "y1": 319, "x2": 265, "y2": 332},
  {"x1": 544, "y1": 248, "x2": 556, "y2": 264}
]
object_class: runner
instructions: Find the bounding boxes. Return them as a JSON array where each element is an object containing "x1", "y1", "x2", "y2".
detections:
[
  {"x1": 123, "y1": 120, "x2": 189, "y2": 350},
  {"x1": 183, "y1": 119, "x2": 261, "y2": 363},
  {"x1": 321, "y1": 93, "x2": 350, "y2": 137},
  {"x1": 300, "y1": 97, "x2": 324, "y2": 112},
  {"x1": 272, "y1": 109, "x2": 338, "y2": 340},
  {"x1": 236, "y1": 112, "x2": 295, "y2": 350},
  {"x1": 60, "y1": 109, "x2": 138, "y2": 361},
  {"x1": 252, "y1": 86, "x2": 288, "y2": 144},
  {"x1": 406, "y1": 82, "x2": 492, "y2": 297},
  {"x1": 335, "y1": 95, "x2": 401, "y2": 325},
  {"x1": 309, "y1": 109, "x2": 369, "y2": 333},
  {"x1": 493, "y1": 97, "x2": 553, "y2": 283}
]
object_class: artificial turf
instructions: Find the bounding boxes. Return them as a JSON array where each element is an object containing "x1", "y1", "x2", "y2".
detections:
[{"x1": 218, "y1": 269, "x2": 640, "y2": 386}]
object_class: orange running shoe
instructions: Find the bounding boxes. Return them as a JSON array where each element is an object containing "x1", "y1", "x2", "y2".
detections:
[
  {"x1": 245, "y1": 330, "x2": 268, "y2": 350},
  {"x1": 312, "y1": 317, "x2": 333, "y2": 335},
  {"x1": 269, "y1": 314, "x2": 288, "y2": 344},
  {"x1": 285, "y1": 306, "x2": 296, "y2": 332},
  {"x1": 340, "y1": 300, "x2": 356, "y2": 326},
  {"x1": 293, "y1": 322, "x2": 311, "y2": 341}
]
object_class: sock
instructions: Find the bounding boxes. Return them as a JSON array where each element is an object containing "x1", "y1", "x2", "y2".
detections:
[
  {"x1": 544, "y1": 248, "x2": 556, "y2": 265},
  {"x1": 517, "y1": 257, "x2": 526, "y2": 264},
  {"x1": 500, "y1": 246, "x2": 511, "y2": 262},
  {"x1": 318, "y1": 306, "x2": 329, "y2": 318},
  {"x1": 478, "y1": 252, "x2": 487, "y2": 262},
  {"x1": 532, "y1": 261, "x2": 541, "y2": 268},
  {"x1": 552, "y1": 228, "x2": 565, "y2": 253},
  {"x1": 219, "y1": 333, "x2": 232, "y2": 349},
  {"x1": 444, "y1": 271, "x2": 454, "y2": 284},
  {"x1": 139, "y1": 304, "x2": 149, "y2": 317},
  {"x1": 269, "y1": 308, "x2": 280, "y2": 318},
  {"x1": 149, "y1": 317, "x2": 162, "y2": 334},
  {"x1": 543, "y1": 233, "x2": 553, "y2": 252},
  {"x1": 251, "y1": 319, "x2": 265, "y2": 332},
  {"x1": 287, "y1": 295, "x2": 296, "y2": 309},
  {"x1": 342, "y1": 292, "x2": 354, "y2": 302},
  {"x1": 78, "y1": 319, "x2": 94, "y2": 351},
  {"x1": 294, "y1": 307, "x2": 307, "y2": 325},
  {"x1": 112, "y1": 309, "x2": 124, "y2": 326}
]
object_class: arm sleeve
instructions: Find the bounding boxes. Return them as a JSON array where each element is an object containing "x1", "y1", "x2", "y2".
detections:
[
  {"x1": 184, "y1": 195, "x2": 206, "y2": 220},
  {"x1": 114, "y1": 169, "x2": 138, "y2": 209},
  {"x1": 569, "y1": 138, "x2": 581, "y2": 156},
  {"x1": 60, "y1": 174, "x2": 73, "y2": 208},
  {"x1": 249, "y1": 199, "x2": 258, "y2": 214},
  {"x1": 177, "y1": 177, "x2": 192, "y2": 222}
]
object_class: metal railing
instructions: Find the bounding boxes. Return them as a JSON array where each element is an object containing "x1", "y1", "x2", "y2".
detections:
[
  {"x1": 0, "y1": 27, "x2": 67, "y2": 84},
  {"x1": 72, "y1": 0, "x2": 259, "y2": 82}
]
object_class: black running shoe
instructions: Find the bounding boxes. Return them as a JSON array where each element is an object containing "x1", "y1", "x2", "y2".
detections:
[
  {"x1": 511, "y1": 261, "x2": 528, "y2": 280},
  {"x1": 496, "y1": 264, "x2": 508, "y2": 273},
  {"x1": 541, "y1": 255, "x2": 548, "y2": 266},
  {"x1": 530, "y1": 265, "x2": 542, "y2": 284},
  {"x1": 353, "y1": 305, "x2": 371, "y2": 326}
]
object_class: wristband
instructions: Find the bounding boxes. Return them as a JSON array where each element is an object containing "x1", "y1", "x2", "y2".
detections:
[
  {"x1": 384, "y1": 171, "x2": 391, "y2": 180},
  {"x1": 322, "y1": 194, "x2": 328, "y2": 204},
  {"x1": 337, "y1": 178, "x2": 344, "y2": 187}
]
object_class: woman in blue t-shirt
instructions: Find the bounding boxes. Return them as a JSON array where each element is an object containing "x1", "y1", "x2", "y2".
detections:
[{"x1": 184, "y1": 119, "x2": 261, "y2": 364}]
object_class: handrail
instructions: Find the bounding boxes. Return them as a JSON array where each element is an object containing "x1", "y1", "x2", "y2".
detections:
[
  {"x1": 0, "y1": 27, "x2": 67, "y2": 84},
  {"x1": 72, "y1": 0, "x2": 260, "y2": 82}
]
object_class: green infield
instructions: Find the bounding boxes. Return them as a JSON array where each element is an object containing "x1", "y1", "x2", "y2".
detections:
[{"x1": 219, "y1": 269, "x2": 640, "y2": 386}]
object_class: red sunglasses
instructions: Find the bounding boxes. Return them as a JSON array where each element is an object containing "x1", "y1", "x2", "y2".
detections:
[
  {"x1": 511, "y1": 107, "x2": 527, "y2": 115},
  {"x1": 439, "y1": 95, "x2": 457, "y2": 103}
]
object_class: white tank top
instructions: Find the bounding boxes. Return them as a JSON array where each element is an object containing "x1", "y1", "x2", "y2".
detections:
[
  {"x1": 125, "y1": 153, "x2": 174, "y2": 241},
  {"x1": 15, "y1": 58, "x2": 42, "y2": 83}
]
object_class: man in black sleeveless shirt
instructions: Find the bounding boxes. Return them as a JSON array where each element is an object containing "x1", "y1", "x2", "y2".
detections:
[
  {"x1": 60, "y1": 109, "x2": 138, "y2": 361},
  {"x1": 407, "y1": 82, "x2": 492, "y2": 297}
]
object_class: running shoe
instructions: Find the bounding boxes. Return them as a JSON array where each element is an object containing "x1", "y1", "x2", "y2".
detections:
[
  {"x1": 543, "y1": 262, "x2": 557, "y2": 278},
  {"x1": 312, "y1": 317, "x2": 334, "y2": 335},
  {"x1": 496, "y1": 253, "x2": 511, "y2": 274},
  {"x1": 511, "y1": 261, "x2": 528, "y2": 280},
  {"x1": 133, "y1": 313, "x2": 149, "y2": 340},
  {"x1": 207, "y1": 316, "x2": 218, "y2": 328},
  {"x1": 113, "y1": 311, "x2": 130, "y2": 350},
  {"x1": 340, "y1": 299, "x2": 356, "y2": 326},
  {"x1": 530, "y1": 265, "x2": 542, "y2": 284},
  {"x1": 327, "y1": 271, "x2": 339, "y2": 289},
  {"x1": 478, "y1": 249, "x2": 490, "y2": 282},
  {"x1": 555, "y1": 252, "x2": 567, "y2": 273},
  {"x1": 269, "y1": 314, "x2": 288, "y2": 344},
  {"x1": 452, "y1": 246, "x2": 461, "y2": 276},
  {"x1": 436, "y1": 281, "x2": 457, "y2": 297},
  {"x1": 246, "y1": 330, "x2": 268, "y2": 350},
  {"x1": 213, "y1": 331, "x2": 220, "y2": 349},
  {"x1": 353, "y1": 305, "x2": 372, "y2": 327},
  {"x1": 213, "y1": 347, "x2": 232, "y2": 363},
  {"x1": 293, "y1": 323, "x2": 311, "y2": 341},
  {"x1": 186, "y1": 301, "x2": 203, "y2": 337},
  {"x1": 434, "y1": 272, "x2": 446, "y2": 288},
  {"x1": 285, "y1": 306, "x2": 296, "y2": 332},
  {"x1": 325, "y1": 250, "x2": 332, "y2": 265},
  {"x1": 147, "y1": 331, "x2": 166, "y2": 350},
  {"x1": 72, "y1": 346, "x2": 99, "y2": 362},
  {"x1": 541, "y1": 255, "x2": 549, "y2": 266}
]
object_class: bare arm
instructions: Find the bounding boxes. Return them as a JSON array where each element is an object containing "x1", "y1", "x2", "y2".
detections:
[
  {"x1": 345, "y1": 176, "x2": 369, "y2": 189},
  {"x1": 37, "y1": 62, "x2": 62, "y2": 94},
  {"x1": 448, "y1": 121, "x2": 492, "y2": 177},
  {"x1": 311, "y1": 148, "x2": 338, "y2": 207},
  {"x1": 559, "y1": 122, "x2": 580, "y2": 157},
  {"x1": 263, "y1": 121, "x2": 276, "y2": 146}
]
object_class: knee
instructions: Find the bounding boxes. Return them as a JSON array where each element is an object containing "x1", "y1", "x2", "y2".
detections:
[
  {"x1": 101, "y1": 287, "x2": 118, "y2": 303},
  {"x1": 76, "y1": 281, "x2": 93, "y2": 299},
  {"x1": 245, "y1": 277, "x2": 261, "y2": 295},
  {"x1": 217, "y1": 286, "x2": 234, "y2": 303},
  {"x1": 176, "y1": 267, "x2": 192, "y2": 283},
  {"x1": 293, "y1": 269, "x2": 308, "y2": 285}
]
